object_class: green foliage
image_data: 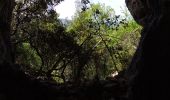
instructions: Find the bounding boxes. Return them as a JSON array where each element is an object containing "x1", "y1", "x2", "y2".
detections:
[
  {"x1": 12, "y1": 1, "x2": 141, "y2": 83},
  {"x1": 16, "y1": 43, "x2": 42, "y2": 71},
  {"x1": 67, "y1": 3, "x2": 141, "y2": 80}
]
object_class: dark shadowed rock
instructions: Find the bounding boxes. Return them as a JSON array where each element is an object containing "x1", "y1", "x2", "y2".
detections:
[{"x1": 125, "y1": 0, "x2": 170, "y2": 100}]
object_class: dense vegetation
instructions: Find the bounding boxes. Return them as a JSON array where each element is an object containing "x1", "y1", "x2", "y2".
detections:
[
  {"x1": 2, "y1": 0, "x2": 170, "y2": 100},
  {"x1": 12, "y1": 0, "x2": 141, "y2": 84}
]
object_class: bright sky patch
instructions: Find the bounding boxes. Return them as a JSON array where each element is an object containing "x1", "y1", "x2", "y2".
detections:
[{"x1": 55, "y1": 0, "x2": 125, "y2": 19}]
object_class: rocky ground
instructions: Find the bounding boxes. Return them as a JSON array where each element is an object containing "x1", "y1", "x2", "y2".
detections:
[{"x1": 0, "y1": 63, "x2": 128, "y2": 100}]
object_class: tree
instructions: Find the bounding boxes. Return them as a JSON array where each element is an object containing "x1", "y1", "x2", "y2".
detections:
[
  {"x1": 0, "y1": 0, "x2": 64, "y2": 66},
  {"x1": 68, "y1": 3, "x2": 140, "y2": 80},
  {"x1": 1, "y1": 0, "x2": 151, "y2": 99},
  {"x1": 0, "y1": 0, "x2": 70, "y2": 99}
]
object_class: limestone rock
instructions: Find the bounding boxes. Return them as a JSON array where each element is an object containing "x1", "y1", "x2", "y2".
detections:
[{"x1": 125, "y1": 0, "x2": 170, "y2": 100}]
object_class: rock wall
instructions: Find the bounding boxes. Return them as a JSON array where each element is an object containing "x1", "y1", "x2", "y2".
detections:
[
  {"x1": 125, "y1": 0, "x2": 170, "y2": 100},
  {"x1": 0, "y1": 0, "x2": 15, "y2": 65}
]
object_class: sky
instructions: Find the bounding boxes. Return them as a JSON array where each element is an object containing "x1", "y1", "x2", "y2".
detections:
[{"x1": 55, "y1": 0, "x2": 126, "y2": 19}]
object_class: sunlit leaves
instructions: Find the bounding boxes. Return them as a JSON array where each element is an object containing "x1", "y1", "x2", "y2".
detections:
[
  {"x1": 67, "y1": 3, "x2": 141, "y2": 79},
  {"x1": 13, "y1": 0, "x2": 141, "y2": 82}
]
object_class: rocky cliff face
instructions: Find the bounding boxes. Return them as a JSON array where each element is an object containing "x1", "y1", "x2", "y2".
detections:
[
  {"x1": 125, "y1": 0, "x2": 170, "y2": 100},
  {"x1": 125, "y1": 0, "x2": 150, "y2": 26},
  {"x1": 0, "y1": 0, "x2": 15, "y2": 65}
]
